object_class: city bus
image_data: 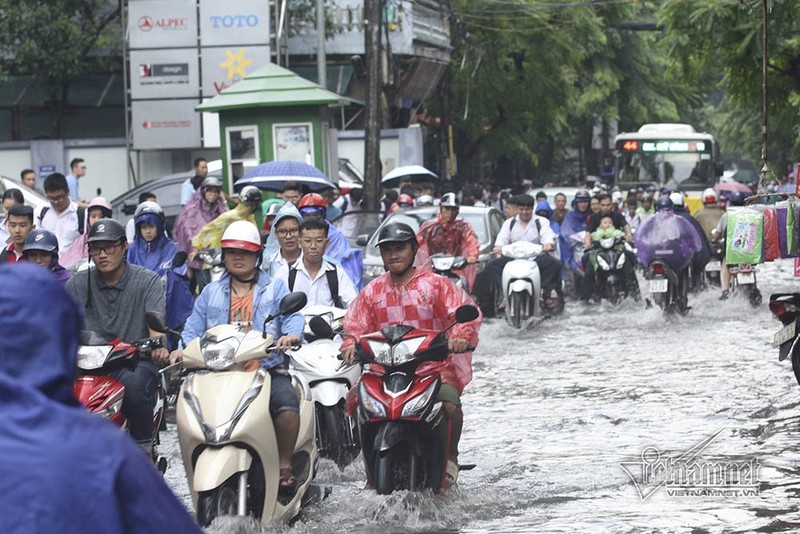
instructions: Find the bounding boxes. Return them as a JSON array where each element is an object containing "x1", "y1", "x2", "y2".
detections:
[{"x1": 613, "y1": 123, "x2": 723, "y2": 212}]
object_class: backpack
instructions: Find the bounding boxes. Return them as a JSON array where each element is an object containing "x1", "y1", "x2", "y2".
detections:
[
  {"x1": 288, "y1": 263, "x2": 344, "y2": 309},
  {"x1": 508, "y1": 216, "x2": 542, "y2": 236},
  {"x1": 38, "y1": 206, "x2": 86, "y2": 235}
]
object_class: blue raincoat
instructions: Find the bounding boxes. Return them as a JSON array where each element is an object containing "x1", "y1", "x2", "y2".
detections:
[
  {"x1": 635, "y1": 210, "x2": 703, "y2": 271},
  {"x1": 127, "y1": 213, "x2": 185, "y2": 277},
  {"x1": 535, "y1": 200, "x2": 561, "y2": 235},
  {"x1": 559, "y1": 206, "x2": 591, "y2": 269},
  {"x1": 0, "y1": 263, "x2": 201, "y2": 534}
]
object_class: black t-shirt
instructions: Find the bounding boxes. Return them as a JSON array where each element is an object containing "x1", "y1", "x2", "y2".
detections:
[{"x1": 586, "y1": 211, "x2": 628, "y2": 233}]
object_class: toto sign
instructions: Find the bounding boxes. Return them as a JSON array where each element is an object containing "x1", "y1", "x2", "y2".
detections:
[{"x1": 210, "y1": 14, "x2": 260, "y2": 28}]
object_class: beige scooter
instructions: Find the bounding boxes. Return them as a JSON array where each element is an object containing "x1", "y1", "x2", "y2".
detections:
[{"x1": 174, "y1": 293, "x2": 320, "y2": 526}]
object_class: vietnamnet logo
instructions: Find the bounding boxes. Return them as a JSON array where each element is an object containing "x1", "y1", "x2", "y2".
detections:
[
  {"x1": 138, "y1": 16, "x2": 190, "y2": 32},
  {"x1": 209, "y1": 14, "x2": 262, "y2": 29}
]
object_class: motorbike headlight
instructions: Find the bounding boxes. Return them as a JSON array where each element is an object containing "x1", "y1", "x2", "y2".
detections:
[
  {"x1": 597, "y1": 255, "x2": 610, "y2": 271},
  {"x1": 616, "y1": 253, "x2": 626, "y2": 269},
  {"x1": 76, "y1": 345, "x2": 113, "y2": 370},
  {"x1": 431, "y1": 255, "x2": 455, "y2": 271},
  {"x1": 401, "y1": 381, "x2": 439, "y2": 418},
  {"x1": 359, "y1": 381, "x2": 386, "y2": 418},
  {"x1": 199, "y1": 332, "x2": 243, "y2": 370},
  {"x1": 392, "y1": 337, "x2": 427, "y2": 365},
  {"x1": 367, "y1": 340, "x2": 392, "y2": 364}
]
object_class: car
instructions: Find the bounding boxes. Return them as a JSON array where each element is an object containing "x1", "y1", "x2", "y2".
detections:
[
  {"x1": 359, "y1": 205, "x2": 506, "y2": 285},
  {"x1": 0, "y1": 176, "x2": 49, "y2": 211},
  {"x1": 525, "y1": 186, "x2": 583, "y2": 210},
  {"x1": 110, "y1": 160, "x2": 223, "y2": 233}
]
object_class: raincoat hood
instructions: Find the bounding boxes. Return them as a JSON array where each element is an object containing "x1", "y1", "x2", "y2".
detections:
[
  {"x1": 127, "y1": 212, "x2": 179, "y2": 276},
  {"x1": 535, "y1": 200, "x2": 553, "y2": 219},
  {"x1": 635, "y1": 210, "x2": 702, "y2": 271},
  {"x1": 263, "y1": 202, "x2": 303, "y2": 262},
  {"x1": 0, "y1": 263, "x2": 81, "y2": 405},
  {"x1": 173, "y1": 184, "x2": 228, "y2": 256}
]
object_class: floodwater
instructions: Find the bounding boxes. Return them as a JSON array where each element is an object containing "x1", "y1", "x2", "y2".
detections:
[{"x1": 163, "y1": 259, "x2": 800, "y2": 533}]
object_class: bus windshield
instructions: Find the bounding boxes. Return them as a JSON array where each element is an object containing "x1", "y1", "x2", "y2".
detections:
[{"x1": 617, "y1": 150, "x2": 716, "y2": 190}]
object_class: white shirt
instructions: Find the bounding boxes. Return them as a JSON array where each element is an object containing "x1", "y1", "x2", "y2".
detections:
[
  {"x1": 495, "y1": 214, "x2": 556, "y2": 248},
  {"x1": 265, "y1": 249, "x2": 302, "y2": 277},
  {"x1": 36, "y1": 202, "x2": 80, "y2": 257},
  {"x1": 276, "y1": 258, "x2": 357, "y2": 309}
]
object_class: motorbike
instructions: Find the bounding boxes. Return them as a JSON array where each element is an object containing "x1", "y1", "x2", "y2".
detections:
[
  {"x1": 338, "y1": 305, "x2": 480, "y2": 495},
  {"x1": 195, "y1": 248, "x2": 225, "y2": 296},
  {"x1": 729, "y1": 263, "x2": 763, "y2": 307},
  {"x1": 770, "y1": 293, "x2": 800, "y2": 385},
  {"x1": 501, "y1": 241, "x2": 543, "y2": 328},
  {"x1": 643, "y1": 258, "x2": 689, "y2": 315},
  {"x1": 591, "y1": 235, "x2": 631, "y2": 304},
  {"x1": 705, "y1": 239, "x2": 723, "y2": 287},
  {"x1": 170, "y1": 292, "x2": 323, "y2": 526},
  {"x1": 73, "y1": 326, "x2": 168, "y2": 473},
  {"x1": 287, "y1": 306, "x2": 361, "y2": 468},
  {"x1": 429, "y1": 253, "x2": 469, "y2": 290},
  {"x1": 564, "y1": 232, "x2": 586, "y2": 300}
]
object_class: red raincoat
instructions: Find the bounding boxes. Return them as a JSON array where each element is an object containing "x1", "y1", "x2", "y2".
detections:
[
  {"x1": 342, "y1": 268, "x2": 481, "y2": 393},
  {"x1": 415, "y1": 215, "x2": 481, "y2": 289}
]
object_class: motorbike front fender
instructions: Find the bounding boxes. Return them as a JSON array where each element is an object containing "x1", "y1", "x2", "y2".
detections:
[
  {"x1": 374, "y1": 422, "x2": 422, "y2": 456},
  {"x1": 508, "y1": 279, "x2": 533, "y2": 295},
  {"x1": 192, "y1": 446, "x2": 253, "y2": 493},
  {"x1": 311, "y1": 380, "x2": 350, "y2": 407}
]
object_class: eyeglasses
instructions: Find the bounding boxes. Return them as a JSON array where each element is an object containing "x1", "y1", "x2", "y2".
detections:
[
  {"x1": 276, "y1": 228, "x2": 299, "y2": 237},
  {"x1": 88, "y1": 242, "x2": 123, "y2": 255},
  {"x1": 46, "y1": 193, "x2": 68, "y2": 204}
]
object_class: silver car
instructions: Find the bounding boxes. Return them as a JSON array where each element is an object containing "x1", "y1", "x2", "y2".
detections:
[{"x1": 360, "y1": 206, "x2": 506, "y2": 285}]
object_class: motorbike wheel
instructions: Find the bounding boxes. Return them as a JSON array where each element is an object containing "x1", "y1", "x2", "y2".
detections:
[
  {"x1": 511, "y1": 292, "x2": 525, "y2": 329},
  {"x1": 748, "y1": 287, "x2": 763, "y2": 307},
  {"x1": 606, "y1": 282, "x2": 620, "y2": 305},
  {"x1": 319, "y1": 404, "x2": 356, "y2": 468},
  {"x1": 197, "y1": 477, "x2": 239, "y2": 527},
  {"x1": 790, "y1": 343, "x2": 800, "y2": 387},
  {"x1": 375, "y1": 448, "x2": 421, "y2": 495}
]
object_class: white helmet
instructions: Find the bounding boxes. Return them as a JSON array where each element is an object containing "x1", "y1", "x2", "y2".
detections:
[
  {"x1": 669, "y1": 192, "x2": 684, "y2": 207},
  {"x1": 702, "y1": 188, "x2": 718, "y2": 204},
  {"x1": 220, "y1": 220, "x2": 262, "y2": 253},
  {"x1": 416, "y1": 194, "x2": 434, "y2": 207},
  {"x1": 440, "y1": 192, "x2": 459, "y2": 208}
]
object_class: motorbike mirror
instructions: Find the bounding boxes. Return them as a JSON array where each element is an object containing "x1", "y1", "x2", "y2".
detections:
[
  {"x1": 309, "y1": 316, "x2": 335, "y2": 339},
  {"x1": 262, "y1": 292, "x2": 308, "y2": 338},
  {"x1": 145, "y1": 311, "x2": 169, "y2": 333},
  {"x1": 172, "y1": 251, "x2": 187, "y2": 268},
  {"x1": 455, "y1": 305, "x2": 479, "y2": 323},
  {"x1": 356, "y1": 234, "x2": 370, "y2": 247}
]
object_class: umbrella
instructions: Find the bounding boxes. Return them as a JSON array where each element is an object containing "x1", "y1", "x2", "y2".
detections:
[
  {"x1": 236, "y1": 161, "x2": 336, "y2": 192},
  {"x1": 381, "y1": 165, "x2": 438, "y2": 188},
  {"x1": 715, "y1": 181, "x2": 753, "y2": 194}
]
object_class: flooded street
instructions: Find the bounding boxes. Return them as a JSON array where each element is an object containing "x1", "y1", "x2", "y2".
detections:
[{"x1": 164, "y1": 259, "x2": 800, "y2": 533}]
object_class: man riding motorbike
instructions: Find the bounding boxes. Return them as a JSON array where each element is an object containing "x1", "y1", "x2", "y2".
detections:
[
  {"x1": 670, "y1": 192, "x2": 711, "y2": 291},
  {"x1": 415, "y1": 192, "x2": 481, "y2": 289},
  {"x1": 170, "y1": 220, "x2": 305, "y2": 495},
  {"x1": 694, "y1": 188, "x2": 724, "y2": 243},
  {"x1": 713, "y1": 189, "x2": 746, "y2": 300},
  {"x1": 340, "y1": 222, "x2": 481, "y2": 484},
  {"x1": 581, "y1": 193, "x2": 639, "y2": 301},
  {"x1": 65, "y1": 219, "x2": 169, "y2": 453}
]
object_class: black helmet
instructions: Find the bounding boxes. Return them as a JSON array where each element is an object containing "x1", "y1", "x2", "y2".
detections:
[
  {"x1": 376, "y1": 222, "x2": 417, "y2": 247},
  {"x1": 239, "y1": 185, "x2": 262, "y2": 207},
  {"x1": 728, "y1": 190, "x2": 747, "y2": 206},
  {"x1": 87, "y1": 218, "x2": 126, "y2": 243},
  {"x1": 655, "y1": 195, "x2": 673, "y2": 212},
  {"x1": 440, "y1": 192, "x2": 459, "y2": 208},
  {"x1": 23, "y1": 229, "x2": 59, "y2": 256}
]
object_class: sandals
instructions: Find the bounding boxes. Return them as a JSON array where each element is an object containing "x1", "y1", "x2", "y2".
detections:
[
  {"x1": 445, "y1": 460, "x2": 459, "y2": 485},
  {"x1": 279, "y1": 468, "x2": 297, "y2": 497}
]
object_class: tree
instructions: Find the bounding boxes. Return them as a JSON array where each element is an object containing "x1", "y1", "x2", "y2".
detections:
[{"x1": 0, "y1": 0, "x2": 121, "y2": 137}]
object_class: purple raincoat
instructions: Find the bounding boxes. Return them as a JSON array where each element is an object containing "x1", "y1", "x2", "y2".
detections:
[
  {"x1": 173, "y1": 186, "x2": 228, "y2": 269},
  {"x1": 635, "y1": 210, "x2": 702, "y2": 271}
]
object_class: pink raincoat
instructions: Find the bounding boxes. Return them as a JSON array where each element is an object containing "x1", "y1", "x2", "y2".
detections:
[
  {"x1": 415, "y1": 215, "x2": 481, "y2": 289},
  {"x1": 173, "y1": 186, "x2": 228, "y2": 269},
  {"x1": 341, "y1": 268, "x2": 482, "y2": 394}
]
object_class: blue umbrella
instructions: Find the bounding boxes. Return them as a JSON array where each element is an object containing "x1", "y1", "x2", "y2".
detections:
[{"x1": 236, "y1": 161, "x2": 336, "y2": 192}]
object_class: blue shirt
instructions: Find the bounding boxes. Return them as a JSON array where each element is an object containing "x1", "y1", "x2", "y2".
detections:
[
  {"x1": 182, "y1": 272, "x2": 305, "y2": 369},
  {"x1": 66, "y1": 174, "x2": 79, "y2": 201}
]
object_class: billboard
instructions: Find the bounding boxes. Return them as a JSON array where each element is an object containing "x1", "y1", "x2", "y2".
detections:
[
  {"x1": 132, "y1": 100, "x2": 202, "y2": 150},
  {"x1": 128, "y1": 0, "x2": 198, "y2": 49},
  {"x1": 199, "y1": 0, "x2": 271, "y2": 47},
  {"x1": 130, "y1": 49, "x2": 200, "y2": 99},
  {"x1": 200, "y1": 45, "x2": 270, "y2": 97}
]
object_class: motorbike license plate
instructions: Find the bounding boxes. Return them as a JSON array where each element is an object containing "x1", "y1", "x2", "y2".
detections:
[
  {"x1": 738, "y1": 273, "x2": 755, "y2": 284},
  {"x1": 774, "y1": 321, "x2": 796, "y2": 347},
  {"x1": 705, "y1": 261, "x2": 721, "y2": 272},
  {"x1": 648, "y1": 279, "x2": 669, "y2": 293}
]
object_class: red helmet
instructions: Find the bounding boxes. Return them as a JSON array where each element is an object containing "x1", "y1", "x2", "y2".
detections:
[
  {"x1": 397, "y1": 194, "x2": 414, "y2": 207},
  {"x1": 298, "y1": 193, "x2": 327, "y2": 219}
]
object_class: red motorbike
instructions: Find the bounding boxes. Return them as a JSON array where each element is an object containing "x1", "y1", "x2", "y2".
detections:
[
  {"x1": 73, "y1": 329, "x2": 168, "y2": 472},
  {"x1": 332, "y1": 305, "x2": 479, "y2": 495}
]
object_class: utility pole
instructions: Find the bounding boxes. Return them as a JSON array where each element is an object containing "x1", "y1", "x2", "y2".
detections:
[
  {"x1": 316, "y1": 0, "x2": 326, "y2": 89},
  {"x1": 363, "y1": 0, "x2": 382, "y2": 210}
]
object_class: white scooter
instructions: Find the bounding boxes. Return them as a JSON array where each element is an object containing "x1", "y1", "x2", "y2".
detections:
[
  {"x1": 173, "y1": 293, "x2": 322, "y2": 526},
  {"x1": 501, "y1": 241, "x2": 543, "y2": 328},
  {"x1": 287, "y1": 306, "x2": 361, "y2": 468}
]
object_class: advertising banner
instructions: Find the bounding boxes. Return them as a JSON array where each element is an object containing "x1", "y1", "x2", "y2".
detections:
[
  {"x1": 128, "y1": 0, "x2": 198, "y2": 49},
  {"x1": 199, "y1": 0, "x2": 271, "y2": 46},
  {"x1": 200, "y1": 45, "x2": 270, "y2": 96},
  {"x1": 130, "y1": 49, "x2": 200, "y2": 99},
  {"x1": 132, "y1": 100, "x2": 202, "y2": 149}
]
